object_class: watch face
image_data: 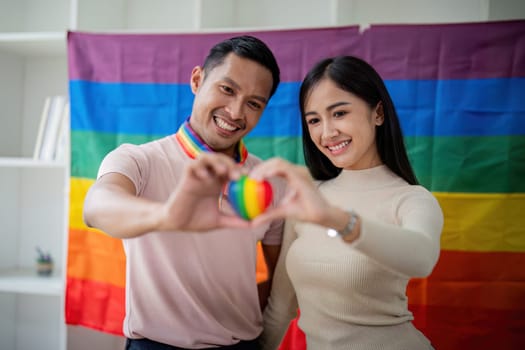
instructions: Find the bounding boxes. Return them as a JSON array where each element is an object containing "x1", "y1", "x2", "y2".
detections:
[
  {"x1": 327, "y1": 228, "x2": 339, "y2": 238},
  {"x1": 327, "y1": 210, "x2": 357, "y2": 238}
]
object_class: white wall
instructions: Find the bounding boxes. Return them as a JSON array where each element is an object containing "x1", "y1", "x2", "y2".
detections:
[
  {"x1": 230, "y1": 0, "x2": 525, "y2": 29},
  {"x1": 72, "y1": 0, "x2": 525, "y2": 31}
]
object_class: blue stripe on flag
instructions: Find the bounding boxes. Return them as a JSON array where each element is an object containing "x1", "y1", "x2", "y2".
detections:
[
  {"x1": 70, "y1": 78, "x2": 525, "y2": 137},
  {"x1": 387, "y1": 78, "x2": 525, "y2": 137}
]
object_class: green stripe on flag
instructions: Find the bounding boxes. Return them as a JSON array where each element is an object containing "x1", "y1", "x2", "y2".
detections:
[
  {"x1": 71, "y1": 131, "x2": 305, "y2": 179},
  {"x1": 244, "y1": 137, "x2": 304, "y2": 164},
  {"x1": 71, "y1": 131, "x2": 162, "y2": 179},
  {"x1": 72, "y1": 131, "x2": 524, "y2": 193},
  {"x1": 407, "y1": 136, "x2": 525, "y2": 193}
]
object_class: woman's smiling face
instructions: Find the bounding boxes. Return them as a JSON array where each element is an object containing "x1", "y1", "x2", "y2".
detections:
[{"x1": 303, "y1": 78, "x2": 384, "y2": 170}]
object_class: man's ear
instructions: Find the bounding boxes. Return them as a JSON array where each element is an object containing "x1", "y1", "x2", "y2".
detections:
[
  {"x1": 374, "y1": 101, "x2": 385, "y2": 126},
  {"x1": 190, "y1": 66, "x2": 204, "y2": 93}
]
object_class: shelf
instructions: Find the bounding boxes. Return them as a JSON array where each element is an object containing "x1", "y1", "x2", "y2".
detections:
[
  {"x1": 0, "y1": 157, "x2": 66, "y2": 168},
  {"x1": 0, "y1": 32, "x2": 66, "y2": 56},
  {"x1": 0, "y1": 268, "x2": 63, "y2": 296}
]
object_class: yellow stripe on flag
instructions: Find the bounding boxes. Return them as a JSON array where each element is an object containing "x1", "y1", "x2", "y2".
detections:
[
  {"x1": 71, "y1": 178, "x2": 525, "y2": 252},
  {"x1": 435, "y1": 192, "x2": 525, "y2": 253},
  {"x1": 70, "y1": 177, "x2": 101, "y2": 231}
]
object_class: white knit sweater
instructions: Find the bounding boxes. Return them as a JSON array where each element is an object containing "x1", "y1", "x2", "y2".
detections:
[{"x1": 261, "y1": 165, "x2": 444, "y2": 350}]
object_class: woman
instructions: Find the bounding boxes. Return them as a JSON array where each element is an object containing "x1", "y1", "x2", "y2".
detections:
[{"x1": 251, "y1": 56, "x2": 444, "y2": 350}]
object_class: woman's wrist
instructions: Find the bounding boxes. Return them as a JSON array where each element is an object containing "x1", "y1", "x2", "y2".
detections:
[
  {"x1": 326, "y1": 207, "x2": 361, "y2": 243},
  {"x1": 341, "y1": 211, "x2": 361, "y2": 243}
]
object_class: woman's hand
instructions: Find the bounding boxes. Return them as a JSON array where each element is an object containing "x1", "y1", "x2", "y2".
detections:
[{"x1": 249, "y1": 158, "x2": 333, "y2": 227}]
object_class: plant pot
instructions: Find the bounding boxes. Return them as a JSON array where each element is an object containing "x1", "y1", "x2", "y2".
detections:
[{"x1": 36, "y1": 262, "x2": 54, "y2": 276}]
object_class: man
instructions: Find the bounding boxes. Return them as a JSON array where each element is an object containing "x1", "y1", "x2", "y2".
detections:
[{"x1": 83, "y1": 35, "x2": 283, "y2": 350}]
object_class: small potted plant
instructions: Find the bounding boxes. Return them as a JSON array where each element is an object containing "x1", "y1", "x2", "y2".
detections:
[{"x1": 36, "y1": 247, "x2": 54, "y2": 276}]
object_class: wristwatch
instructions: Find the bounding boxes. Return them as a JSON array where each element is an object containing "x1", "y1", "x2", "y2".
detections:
[{"x1": 327, "y1": 210, "x2": 358, "y2": 239}]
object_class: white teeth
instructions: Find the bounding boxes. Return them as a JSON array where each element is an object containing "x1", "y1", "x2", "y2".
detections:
[
  {"x1": 328, "y1": 141, "x2": 349, "y2": 151},
  {"x1": 215, "y1": 118, "x2": 237, "y2": 131}
]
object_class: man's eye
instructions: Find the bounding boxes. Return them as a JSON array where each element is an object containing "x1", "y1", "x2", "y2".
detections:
[
  {"x1": 221, "y1": 85, "x2": 234, "y2": 94},
  {"x1": 248, "y1": 101, "x2": 262, "y2": 110}
]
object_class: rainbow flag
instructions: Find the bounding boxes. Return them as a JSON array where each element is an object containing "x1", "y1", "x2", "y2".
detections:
[{"x1": 66, "y1": 21, "x2": 525, "y2": 348}]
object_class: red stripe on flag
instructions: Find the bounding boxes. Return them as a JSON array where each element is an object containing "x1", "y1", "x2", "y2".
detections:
[
  {"x1": 409, "y1": 304, "x2": 525, "y2": 349},
  {"x1": 406, "y1": 249, "x2": 525, "y2": 349},
  {"x1": 65, "y1": 277, "x2": 125, "y2": 336},
  {"x1": 430, "y1": 250, "x2": 525, "y2": 282}
]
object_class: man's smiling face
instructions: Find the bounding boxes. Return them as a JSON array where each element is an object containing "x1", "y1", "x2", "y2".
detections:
[{"x1": 189, "y1": 53, "x2": 274, "y2": 157}]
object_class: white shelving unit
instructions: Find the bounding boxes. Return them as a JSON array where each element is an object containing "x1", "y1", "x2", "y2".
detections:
[
  {"x1": 0, "y1": 268, "x2": 63, "y2": 296},
  {"x1": 0, "y1": 0, "x2": 523, "y2": 349},
  {"x1": 0, "y1": 0, "x2": 70, "y2": 348},
  {"x1": 0, "y1": 158, "x2": 69, "y2": 350}
]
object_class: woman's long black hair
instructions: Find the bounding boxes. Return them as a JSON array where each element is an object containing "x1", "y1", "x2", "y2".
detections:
[{"x1": 299, "y1": 55, "x2": 418, "y2": 185}]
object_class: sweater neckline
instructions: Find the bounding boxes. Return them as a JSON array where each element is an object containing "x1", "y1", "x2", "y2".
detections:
[{"x1": 327, "y1": 165, "x2": 404, "y2": 191}]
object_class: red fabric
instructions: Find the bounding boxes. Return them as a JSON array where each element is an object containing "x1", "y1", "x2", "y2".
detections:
[
  {"x1": 278, "y1": 310, "x2": 306, "y2": 350},
  {"x1": 65, "y1": 277, "x2": 125, "y2": 335}
]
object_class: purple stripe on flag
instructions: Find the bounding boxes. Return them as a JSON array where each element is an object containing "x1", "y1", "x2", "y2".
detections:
[
  {"x1": 67, "y1": 27, "x2": 361, "y2": 83},
  {"x1": 68, "y1": 20, "x2": 525, "y2": 83},
  {"x1": 360, "y1": 20, "x2": 525, "y2": 80}
]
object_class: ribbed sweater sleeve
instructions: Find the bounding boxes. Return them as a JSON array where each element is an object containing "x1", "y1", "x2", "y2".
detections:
[{"x1": 352, "y1": 191, "x2": 444, "y2": 277}]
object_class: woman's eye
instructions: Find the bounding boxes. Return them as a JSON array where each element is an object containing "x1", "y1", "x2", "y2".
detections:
[
  {"x1": 334, "y1": 110, "x2": 347, "y2": 118},
  {"x1": 306, "y1": 118, "x2": 319, "y2": 125}
]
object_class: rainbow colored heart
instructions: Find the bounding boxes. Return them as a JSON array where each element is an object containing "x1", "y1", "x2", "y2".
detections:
[{"x1": 226, "y1": 175, "x2": 273, "y2": 220}]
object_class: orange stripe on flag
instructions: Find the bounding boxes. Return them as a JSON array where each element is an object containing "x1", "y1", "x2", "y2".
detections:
[
  {"x1": 65, "y1": 277, "x2": 125, "y2": 336},
  {"x1": 68, "y1": 227, "x2": 126, "y2": 287},
  {"x1": 429, "y1": 249, "x2": 525, "y2": 283},
  {"x1": 69, "y1": 227, "x2": 267, "y2": 286},
  {"x1": 256, "y1": 242, "x2": 268, "y2": 283}
]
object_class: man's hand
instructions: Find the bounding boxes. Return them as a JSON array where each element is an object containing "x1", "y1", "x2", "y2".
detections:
[
  {"x1": 84, "y1": 152, "x2": 252, "y2": 238},
  {"x1": 159, "y1": 152, "x2": 251, "y2": 232}
]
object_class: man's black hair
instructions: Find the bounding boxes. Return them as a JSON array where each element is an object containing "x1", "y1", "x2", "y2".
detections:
[{"x1": 203, "y1": 35, "x2": 280, "y2": 98}]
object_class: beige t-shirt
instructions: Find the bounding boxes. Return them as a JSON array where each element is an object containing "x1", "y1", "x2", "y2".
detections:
[
  {"x1": 262, "y1": 165, "x2": 444, "y2": 350},
  {"x1": 98, "y1": 135, "x2": 284, "y2": 348}
]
